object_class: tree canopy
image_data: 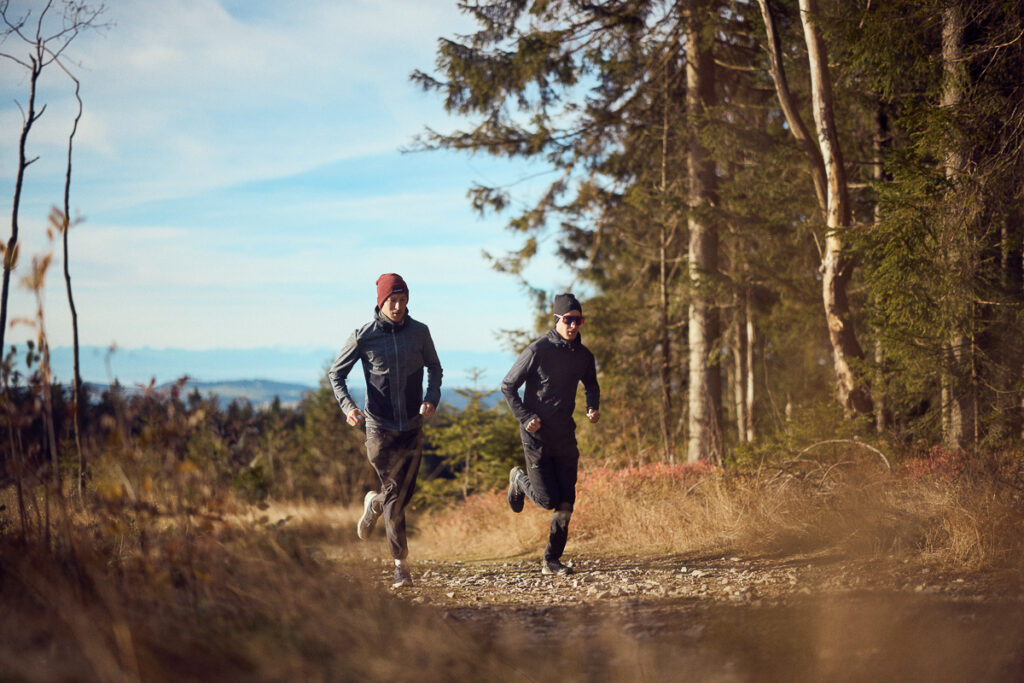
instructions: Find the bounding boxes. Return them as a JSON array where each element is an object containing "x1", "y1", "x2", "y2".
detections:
[{"x1": 417, "y1": 0, "x2": 1024, "y2": 461}]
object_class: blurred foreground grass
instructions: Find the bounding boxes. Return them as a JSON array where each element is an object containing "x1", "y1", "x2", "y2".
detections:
[{"x1": 3, "y1": 445, "x2": 1024, "y2": 681}]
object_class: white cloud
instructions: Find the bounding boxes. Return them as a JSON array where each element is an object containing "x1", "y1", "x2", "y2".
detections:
[
  {"x1": 69, "y1": 0, "x2": 465, "y2": 190},
  {"x1": 2, "y1": 0, "x2": 472, "y2": 194},
  {"x1": 0, "y1": 0, "x2": 574, "y2": 372}
]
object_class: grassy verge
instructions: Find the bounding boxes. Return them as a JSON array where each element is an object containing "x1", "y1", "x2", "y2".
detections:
[{"x1": 415, "y1": 449, "x2": 1024, "y2": 571}]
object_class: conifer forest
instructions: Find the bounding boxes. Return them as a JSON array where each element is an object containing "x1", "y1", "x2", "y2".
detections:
[{"x1": 413, "y1": 0, "x2": 1024, "y2": 463}]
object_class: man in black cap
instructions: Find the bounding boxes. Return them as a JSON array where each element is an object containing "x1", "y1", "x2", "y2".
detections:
[
  {"x1": 501, "y1": 292, "x2": 600, "y2": 575},
  {"x1": 328, "y1": 273, "x2": 443, "y2": 588}
]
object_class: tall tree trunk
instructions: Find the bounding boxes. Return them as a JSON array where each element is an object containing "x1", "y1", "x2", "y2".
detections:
[
  {"x1": 873, "y1": 104, "x2": 892, "y2": 434},
  {"x1": 745, "y1": 287, "x2": 756, "y2": 442},
  {"x1": 659, "y1": 230, "x2": 675, "y2": 463},
  {"x1": 758, "y1": 0, "x2": 872, "y2": 415},
  {"x1": 941, "y1": 4, "x2": 974, "y2": 448},
  {"x1": 685, "y1": 0, "x2": 722, "y2": 465},
  {"x1": 1019, "y1": 197, "x2": 1024, "y2": 441},
  {"x1": 756, "y1": 0, "x2": 828, "y2": 217},
  {"x1": 799, "y1": 0, "x2": 872, "y2": 415},
  {"x1": 732, "y1": 288, "x2": 748, "y2": 444},
  {"x1": 658, "y1": 70, "x2": 676, "y2": 463},
  {"x1": 1002, "y1": 204, "x2": 1024, "y2": 439}
]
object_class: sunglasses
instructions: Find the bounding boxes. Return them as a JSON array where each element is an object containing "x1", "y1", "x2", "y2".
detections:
[{"x1": 555, "y1": 314, "x2": 585, "y2": 327}]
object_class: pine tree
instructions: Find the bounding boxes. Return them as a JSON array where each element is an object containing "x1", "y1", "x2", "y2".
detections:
[
  {"x1": 422, "y1": 372, "x2": 521, "y2": 503},
  {"x1": 836, "y1": 0, "x2": 1024, "y2": 444},
  {"x1": 416, "y1": 1, "x2": 732, "y2": 462}
]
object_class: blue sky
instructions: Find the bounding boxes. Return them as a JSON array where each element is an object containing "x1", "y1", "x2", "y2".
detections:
[{"x1": 0, "y1": 0, "x2": 574, "y2": 387}]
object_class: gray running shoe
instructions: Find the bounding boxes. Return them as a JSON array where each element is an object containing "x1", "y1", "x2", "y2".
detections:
[
  {"x1": 392, "y1": 565, "x2": 413, "y2": 589},
  {"x1": 357, "y1": 490, "x2": 381, "y2": 540},
  {"x1": 541, "y1": 559, "x2": 573, "y2": 576},
  {"x1": 507, "y1": 466, "x2": 525, "y2": 513}
]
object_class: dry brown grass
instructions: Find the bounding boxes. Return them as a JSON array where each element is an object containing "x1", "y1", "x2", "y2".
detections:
[
  {"x1": 414, "y1": 453, "x2": 1024, "y2": 571},
  {"x1": 0, "y1": 498, "x2": 538, "y2": 682}
]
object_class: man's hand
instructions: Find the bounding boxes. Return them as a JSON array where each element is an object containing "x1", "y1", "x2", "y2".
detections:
[
  {"x1": 525, "y1": 417, "x2": 541, "y2": 433},
  {"x1": 420, "y1": 402, "x2": 436, "y2": 418},
  {"x1": 346, "y1": 408, "x2": 366, "y2": 426},
  {"x1": 587, "y1": 408, "x2": 599, "y2": 424}
]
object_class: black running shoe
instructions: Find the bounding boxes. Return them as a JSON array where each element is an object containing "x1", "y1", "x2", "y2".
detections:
[
  {"x1": 541, "y1": 559, "x2": 573, "y2": 576},
  {"x1": 392, "y1": 565, "x2": 413, "y2": 589},
  {"x1": 507, "y1": 466, "x2": 525, "y2": 513},
  {"x1": 357, "y1": 490, "x2": 381, "y2": 540}
]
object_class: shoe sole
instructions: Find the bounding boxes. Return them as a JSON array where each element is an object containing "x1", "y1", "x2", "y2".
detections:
[
  {"x1": 357, "y1": 491, "x2": 378, "y2": 540},
  {"x1": 507, "y1": 468, "x2": 525, "y2": 513}
]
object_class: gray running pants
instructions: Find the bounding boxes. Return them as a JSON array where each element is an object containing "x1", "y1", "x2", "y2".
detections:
[{"x1": 365, "y1": 426, "x2": 423, "y2": 560}]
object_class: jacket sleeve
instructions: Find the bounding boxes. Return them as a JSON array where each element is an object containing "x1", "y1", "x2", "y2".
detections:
[
  {"x1": 422, "y1": 327, "x2": 443, "y2": 407},
  {"x1": 583, "y1": 350, "x2": 600, "y2": 412},
  {"x1": 501, "y1": 346, "x2": 538, "y2": 427},
  {"x1": 328, "y1": 330, "x2": 361, "y2": 417}
]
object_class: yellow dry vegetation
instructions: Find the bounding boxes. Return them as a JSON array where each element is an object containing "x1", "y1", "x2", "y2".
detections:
[{"x1": 415, "y1": 454, "x2": 1024, "y2": 571}]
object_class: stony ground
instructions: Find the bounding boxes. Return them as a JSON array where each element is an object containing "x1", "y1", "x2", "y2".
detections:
[
  {"x1": 352, "y1": 551, "x2": 1024, "y2": 681},
  {"x1": 303, "y1": 496, "x2": 1024, "y2": 680},
  {"x1": 378, "y1": 551, "x2": 1020, "y2": 607}
]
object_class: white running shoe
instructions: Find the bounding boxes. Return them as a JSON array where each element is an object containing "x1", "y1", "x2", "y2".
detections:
[
  {"x1": 391, "y1": 565, "x2": 413, "y2": 589},
  {"x1": 507, "y1": 466, "x2": 525, "y2": 513},
  {"x1": 357, "y1": 490, "x2": 381, "y2": 540}
]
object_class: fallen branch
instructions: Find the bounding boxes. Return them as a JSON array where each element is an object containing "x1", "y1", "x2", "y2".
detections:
[{"x1": 795, "y1": 439, "x2": 891, "y2": 471}]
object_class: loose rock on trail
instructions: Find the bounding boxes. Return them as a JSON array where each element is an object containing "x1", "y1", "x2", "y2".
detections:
[
  {"x1": 363, "y1": 552, "x2": 1024, "y2": 681},
  {"x1": 382, "y1": 553, "x2": 1014, "y2": 607}
]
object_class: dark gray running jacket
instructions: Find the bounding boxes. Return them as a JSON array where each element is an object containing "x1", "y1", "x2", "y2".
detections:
[{"x1": 329, "y1": 310, "x2": 443, "y2": 432}]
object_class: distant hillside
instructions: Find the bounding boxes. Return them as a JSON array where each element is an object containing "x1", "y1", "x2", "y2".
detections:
[
  {"x1": 177, "y1": 379, "x2": 313, "y2": 408},
  {"x1": 82, "y1": 379, "x2": 500, "y2": 411},
  {"x1": 82, "y1": 379, "x2": 315, "y2": 409},
  {"x1": 42, "y1": 345, "x2": 518, "y2": 391}
]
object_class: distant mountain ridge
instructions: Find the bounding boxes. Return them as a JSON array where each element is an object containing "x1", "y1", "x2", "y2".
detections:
[
  {"x1": 83, "y1": 378, "x2": 499, "y2": 411},
  {"x1": 174, "y1": 379, "x2": 313, "y2": 407},
  {"x1": 17, "y1": 345, "x2": 516, "y2": 410},
  {"x1": 82, "y1": 378, "x2": 316, "y2": 409},
  {"x1": 41, "y1": 345, "x2": 517, "y2": 392}
]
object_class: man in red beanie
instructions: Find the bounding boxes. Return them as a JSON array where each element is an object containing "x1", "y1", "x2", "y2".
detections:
[
  {"x1": 328, "y1": 273, "x2": 443, "y2": 588},
  {"x1": 501, "y1": 293, "x2": 600, "y2": 576}
]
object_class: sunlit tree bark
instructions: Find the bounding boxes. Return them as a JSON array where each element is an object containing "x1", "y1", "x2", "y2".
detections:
[
  {"x1": 685, "y1": 0, "x2": 723, "y2": 464},
  {"x1": 939, "y1": 3, "x2": 975, "y2": 448},
  {"x1": 757, "y1": 0, "x2": 872, "y2": 416}
]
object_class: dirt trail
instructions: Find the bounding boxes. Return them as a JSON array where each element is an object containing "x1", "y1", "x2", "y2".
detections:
[
  {"x1": 380, "y1": 552, "x2": 1019, "y2": 607},
  {"x1": 361, "y1": 552, "x2": 1024, "y2": 681}
]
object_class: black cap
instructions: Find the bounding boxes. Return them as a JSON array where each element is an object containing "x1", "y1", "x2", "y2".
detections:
[{"x1": 553, "y1": 293, "x2": 582, "y2": 315}]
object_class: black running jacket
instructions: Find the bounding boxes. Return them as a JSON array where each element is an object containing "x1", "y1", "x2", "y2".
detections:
[{"x1": 501, "y1": 328, "x2": 600, "y2": 437}]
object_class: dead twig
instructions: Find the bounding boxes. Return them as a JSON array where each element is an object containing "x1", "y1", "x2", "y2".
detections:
[{"x1": 795, "y1": 439, "x2": 891, "y2": 471}]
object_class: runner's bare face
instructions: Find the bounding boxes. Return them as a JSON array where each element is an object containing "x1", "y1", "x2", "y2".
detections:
[{"x1": 382, "y1": 292, "x2": 408, "y2": 323}]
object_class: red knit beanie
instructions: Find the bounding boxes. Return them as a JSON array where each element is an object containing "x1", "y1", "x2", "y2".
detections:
[{"x1": 376, "y1": 273, "x2": 408, "y2": 309}]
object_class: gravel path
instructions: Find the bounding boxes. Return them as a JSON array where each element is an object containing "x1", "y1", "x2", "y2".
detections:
[
  {"x1": 306, "y1": 544, "x2": 1024, "y2": 680},
  {"x1": 374, "y1": 552, "x2": 1017, "y2": 608},
  {"x1": 354, "y1": 553, "x2": 1024, "y2": 680}
]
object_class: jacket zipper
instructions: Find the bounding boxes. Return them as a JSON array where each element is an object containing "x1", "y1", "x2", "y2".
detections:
[{"x1": 390, "y1": 326, "x2": 404, "y2": 430}]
